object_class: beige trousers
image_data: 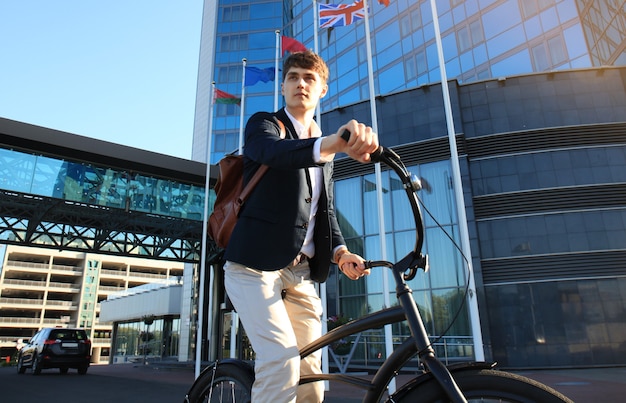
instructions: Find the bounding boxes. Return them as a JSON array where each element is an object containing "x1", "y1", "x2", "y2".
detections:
[{"x1": 224, "y1": 260, "x2": 324, "y2": 403}]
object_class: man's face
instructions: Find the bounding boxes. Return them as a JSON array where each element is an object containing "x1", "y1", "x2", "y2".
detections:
[{"x1": 281, "y1": 67, "x2": 328, "y2": 114}]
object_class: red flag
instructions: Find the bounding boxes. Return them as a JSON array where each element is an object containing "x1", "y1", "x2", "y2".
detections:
[
  {"x1": 214, "y1": 88, "x2": 240, "y2": 105},
  {"x1": 378, "y1": 0, "x2": 390, "y2": 6},
  {"x1": 282, "y1": 36, "x2": 307, "y2": 56}
]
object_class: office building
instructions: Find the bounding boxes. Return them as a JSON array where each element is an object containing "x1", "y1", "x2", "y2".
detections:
[{"x1": 191, "y1": 0, "x2": 626, "y2": 368}]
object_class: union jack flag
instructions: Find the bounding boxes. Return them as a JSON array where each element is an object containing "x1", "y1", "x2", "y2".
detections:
[{"x1": 319, "y1": 1, "x2": 367, "y2": 29}]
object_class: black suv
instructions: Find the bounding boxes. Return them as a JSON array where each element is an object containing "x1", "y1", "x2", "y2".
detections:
[{"x1": 17, "y1": 328, "x2": 91, "y2": 375}]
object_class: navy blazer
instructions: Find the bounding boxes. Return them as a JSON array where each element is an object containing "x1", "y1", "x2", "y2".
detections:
[{"x1": 224, "y1": 108, "x2": 345, "y2": 282}]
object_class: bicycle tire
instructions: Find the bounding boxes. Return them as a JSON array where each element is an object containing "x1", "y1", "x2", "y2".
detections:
[
  {"x1": 391, "y1": 368, "x2": 574, "y2": 403},
  {"x1": 185, "y1": 362, "x2": 254, "y2": 403}
]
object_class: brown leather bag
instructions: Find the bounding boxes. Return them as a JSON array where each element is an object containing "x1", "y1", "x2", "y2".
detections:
[{"x1": 207, "y1": 118, "x2": 285, "y2": 248}]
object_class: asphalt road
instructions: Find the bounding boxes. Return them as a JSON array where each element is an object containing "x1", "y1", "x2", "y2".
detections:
[
  {"x1": 0, "y1": 363, "x2": 192, "y2": 403},
  {"x1": 2, "y1": 362, "x2": 625, "y2": 402}
]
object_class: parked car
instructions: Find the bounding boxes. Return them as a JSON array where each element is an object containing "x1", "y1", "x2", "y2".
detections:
[{"x1": 17, "y1": 328, "x2": 91, "y2": 375}]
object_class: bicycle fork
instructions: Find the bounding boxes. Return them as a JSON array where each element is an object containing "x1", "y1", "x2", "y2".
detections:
[{"x1": 392, "y1": 266, "x2": 468, "y2": 403}]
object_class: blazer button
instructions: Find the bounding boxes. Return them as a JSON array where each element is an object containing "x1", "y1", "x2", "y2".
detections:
[
  {"x1": 301, "y1": 222, "x2": 309, "y2": 229},
  {"x1": 305, "y1": 197, "x2": 312, "y2": 203}
]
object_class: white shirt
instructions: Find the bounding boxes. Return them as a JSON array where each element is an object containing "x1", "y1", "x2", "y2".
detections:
[{"x1": 283, "y1": 110, "x2": 332, "y2": 259}]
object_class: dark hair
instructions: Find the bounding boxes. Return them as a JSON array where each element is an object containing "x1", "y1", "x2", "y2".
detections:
[{"x1": 282, "y1": 50, "x2": 329, "y2": 83}]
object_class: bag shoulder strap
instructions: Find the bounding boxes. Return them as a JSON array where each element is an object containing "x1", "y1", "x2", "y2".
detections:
[{"x1": 238, "y1": 116, "x2": 286, "y2": 202}]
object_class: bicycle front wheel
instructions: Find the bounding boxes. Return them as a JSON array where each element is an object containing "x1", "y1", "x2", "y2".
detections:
[
  {"x1": 184, "y1": 361, "x2": 254, "y2": 403},
  {"x1": 392, "y1": 368, "x2": 574, "y2": 403}
]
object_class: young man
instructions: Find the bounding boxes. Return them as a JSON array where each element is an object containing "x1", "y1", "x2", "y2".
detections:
[{"x1": 223, "y1": 50, "x2": 378, "y2": 402}]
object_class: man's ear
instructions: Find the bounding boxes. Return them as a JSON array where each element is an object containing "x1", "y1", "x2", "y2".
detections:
[
  {"x1": 281, "y1": 81, "x2": 285, "y2": 96},
  {"x1": 320, "y1": 84, "x2": 328, "y2": 98}
]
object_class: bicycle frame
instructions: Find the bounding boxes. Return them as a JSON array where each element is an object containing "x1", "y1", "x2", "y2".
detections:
[
  {"x1": 186, "y1": 143, "x2": 574, "y2": 403},
  {"x1": 299, "y1": 305, "x2": 492, "y2": 402}
]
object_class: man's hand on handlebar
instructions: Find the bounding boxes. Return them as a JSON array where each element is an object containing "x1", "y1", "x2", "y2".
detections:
[
  {"x1": 338, "y1": 252, "x2": 372, "y2": 281},
  {"x1": 320, "y1": 119, "x2": 379, "y2": 163}
]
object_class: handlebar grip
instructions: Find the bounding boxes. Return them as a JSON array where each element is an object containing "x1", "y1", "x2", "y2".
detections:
[
  {"x1": 340, "y1": 129, "x2": 351, "y2": 142},
  {"x1": 339, "y1": 129, "x2": 383, "y2": 163},
  {"x1": 364, "y1": 260, "x2": 394, "y2": 269}
]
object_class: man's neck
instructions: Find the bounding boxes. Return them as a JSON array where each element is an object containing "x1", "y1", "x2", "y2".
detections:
[{"x1": 285, "y1": 106, "x2": 315, "y2": 126}]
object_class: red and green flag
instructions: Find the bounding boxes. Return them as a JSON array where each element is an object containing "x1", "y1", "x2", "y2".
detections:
[{"x1": 214, "y1": 88, "x2": 241, "y2": 105}]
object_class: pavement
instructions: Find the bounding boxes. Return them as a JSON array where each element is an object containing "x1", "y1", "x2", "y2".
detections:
[{"x1": 85, "y1": 362, "x2": 626, "y2": 402}]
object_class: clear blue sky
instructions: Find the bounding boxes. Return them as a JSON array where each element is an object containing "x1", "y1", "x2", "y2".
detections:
[{"x1": 0, "y1": 1, "x2": 203, "y2": 159}]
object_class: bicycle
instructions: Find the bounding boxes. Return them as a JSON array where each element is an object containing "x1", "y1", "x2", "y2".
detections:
[{"x1": 184, "y1": 140, "x2": 574, "y2": 402}]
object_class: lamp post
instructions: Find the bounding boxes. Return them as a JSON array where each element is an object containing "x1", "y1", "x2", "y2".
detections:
[{"x1": 142, "y1": 315, "x2": 155, "y2": 365}]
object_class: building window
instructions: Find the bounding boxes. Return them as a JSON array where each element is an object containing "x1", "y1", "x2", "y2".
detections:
[
  {"x1": 217, "y1": 65, "x2": 243, "y2": 84},
  {"x1": 532, "y1": 43, "x2": 550, "y2": 71},
  {"x1": 520, "y1": 0, "x2": 556, "y2": 19},
  {"x1": 400, "y1": 15, "x2": 412, "y2": 38},
  {"x1": 220, "y1": 34, "x2": 248, "y2": 52},
  {"x1": 547, "y1": 35, "x2": 567, "y2": 65},
  {"x1": 222, "y1": 5, "x2": 250, "y2": 22},
  {"x1": 457, "y1": 26, "x2": 471, "y2": 52}
]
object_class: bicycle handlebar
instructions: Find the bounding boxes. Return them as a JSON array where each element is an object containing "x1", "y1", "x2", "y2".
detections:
[{"x1": 341, "y1": 129, "x2": 428, "y2": 280}]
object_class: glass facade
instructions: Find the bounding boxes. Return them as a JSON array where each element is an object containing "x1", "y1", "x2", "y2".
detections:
[
  {"x1": 200, "y1": 0, "x2": 626, "y2": 164},
  {"x1": 472, "y1": 146, "x2": 626, "y2": 259},
  {"x1": 111, "y1": 316, "x2": 181, "y2": 363},
  {"x1": 210, "y1": 0, "x2": 284, "y2": 163},
  {"x1": 486, "y1": 278, "x2": 626, "y2": 367},
  {"x1": 197, "y1": 0, "x2": 626, "y2": 367},
  {"x1": 576, "y1": 0, "x2": 626, "y2": 65},
  {"x1": 330, "y1": 160, "x2": 474, "y2": 363},
  {"x1": 0, "y1": 147, "x2": 206, "y2": 221}
]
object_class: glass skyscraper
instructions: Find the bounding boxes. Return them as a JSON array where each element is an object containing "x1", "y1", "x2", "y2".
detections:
[
  {"x1": 192, "y1": 0, "x2": 626, "y2": 368},
  {"x1": 194, "y1": 0, "x2": 625, "y2": 164}
]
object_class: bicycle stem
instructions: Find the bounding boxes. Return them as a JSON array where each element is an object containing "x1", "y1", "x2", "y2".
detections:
[{"x1": 392, "y1": 262, "x2": 467, "y2": 403}]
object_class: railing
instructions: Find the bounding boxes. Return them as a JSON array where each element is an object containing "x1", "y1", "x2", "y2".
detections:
[
  {"x1": 0, "y1": 317, "x2": 42, "y2": 324},
  {"x1": 2, "y1": 279, "x2": 47, "y2": 288},
  {"x1": 48, "y1": 281, "x2": 80, "y2": 290},
  {"x1": 127, "y1": 271, "x2": 167, "y2": 280},
  {"x1": 45, "y1": 300, "x2": 75, "y2": 307},
  {"x1": 327, "y1": 331, "x2": 475, "y2": 371},
  {"x1": 98, "y1": 285, "x2": 126, "y2": 293},
  {"x1": 0, "y1": 297, "x2": 44, "y2": 306},
  {"x1": 50, "y1": 264, "x2": 82, "y2": 273},
  {"x1": 100, "y1": 269, "x2": 128, "y2": 277},
  {"x1": 5, "y1": 261, "x2": 48, "y2": 270},
  {"x1": 4, "y1": 261, "x2": 81, "y2": 273}
]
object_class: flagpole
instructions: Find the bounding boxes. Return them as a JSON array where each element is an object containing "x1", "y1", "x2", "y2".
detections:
[
  {"x1": 195, "y1": 81, "x2": 216, "y2": 379},
  {"x1": 313, "y1": 0, "x2": 320, "y2": 123},
  {"x1": 429, "y1": 0, "x2": 485, "y2": 361},
  {"x1": 239, "y1": 58, "x2": 247, "y2": 154},
  {"x1": 362, "y1": 0, "x2": 395, "y2": 393},
  {"x1": 312, "y1": 0, "x2": 330, "y2": 389},
  {"x1": 274, "y1": 30, "x2": 280, "y2": 111}
]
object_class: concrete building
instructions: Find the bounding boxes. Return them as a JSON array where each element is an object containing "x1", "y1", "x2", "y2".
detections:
[{"x1": 0, "y1": 244, "x2": 184, "y2": 363}]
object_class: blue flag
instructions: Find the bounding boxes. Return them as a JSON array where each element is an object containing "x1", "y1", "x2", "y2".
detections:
[{"x1": 245, "y1": 66, "x2": 275, "y2": 86}]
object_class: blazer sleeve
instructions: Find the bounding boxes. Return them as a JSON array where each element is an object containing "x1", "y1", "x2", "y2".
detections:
[{"x1": 243, "y1": 112, "x2": 321, "y2": 174}]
